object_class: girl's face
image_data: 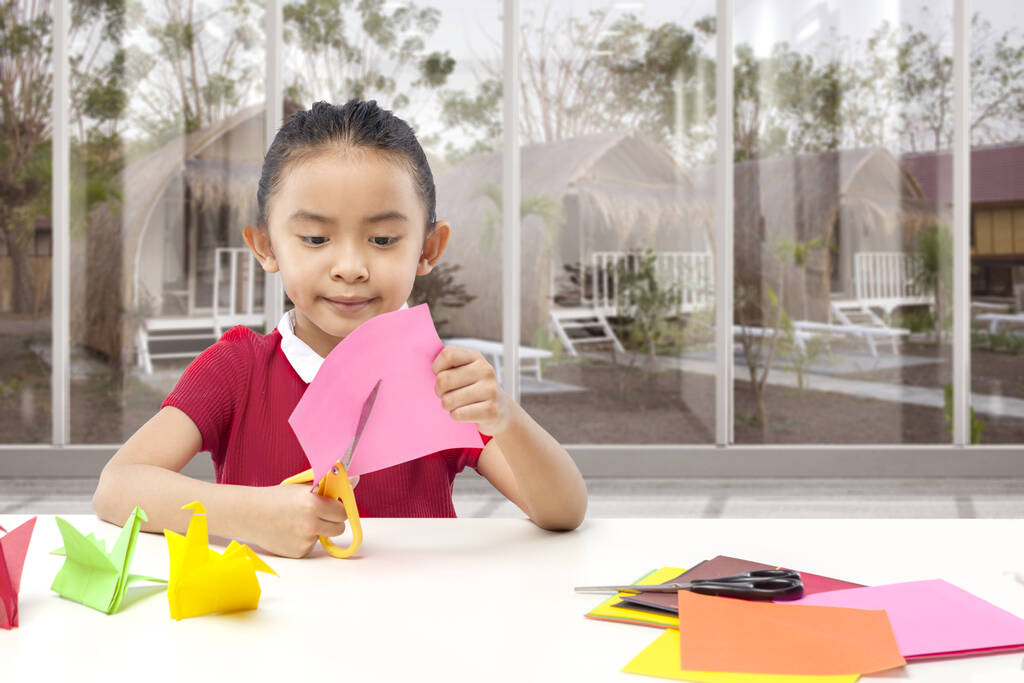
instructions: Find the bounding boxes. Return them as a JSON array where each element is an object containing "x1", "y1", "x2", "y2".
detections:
[{"x1": 245, "y1": 149, "x2": 449, "y2": 357}]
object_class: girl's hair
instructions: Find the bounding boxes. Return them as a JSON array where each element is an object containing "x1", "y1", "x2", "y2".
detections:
[{"x1": 257, "y1": 99, "x2": 436, "y2": 232}]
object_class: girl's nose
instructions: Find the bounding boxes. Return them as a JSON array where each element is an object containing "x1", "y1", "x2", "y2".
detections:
[{"x1": 329, "y1": 245, "x2": 369, "y2": 282}]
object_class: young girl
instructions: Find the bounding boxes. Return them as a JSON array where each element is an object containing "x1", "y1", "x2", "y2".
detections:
[{"x1": 92, "y1": 100, "x2": 587, "y2": 558}]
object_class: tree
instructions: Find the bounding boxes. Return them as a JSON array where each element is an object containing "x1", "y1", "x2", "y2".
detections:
[
  {"x1": 408, "y1": 262, "x2": 475, "y2": 335},
  {"x1": 908, "y1": 223, "x2": 953, "y2": 342},
  {"x1": 613, "y1": 250, "x2": 682, "y2": 370},
  {"x1": 858, "y1": 12, "x2": 1024, "y2": 153},
  {"x1": 0, "y1": 2, "x2": 51, "y2": 314},
  {"x1": 443, "y1": 5, "x2": 715, "y2": 160},
  {"x1": 126, "y1": 0, "x2": 261, "y2": 141},
  {"x1": 283, "y1": 0, "x2": 455, "y2": 132}
]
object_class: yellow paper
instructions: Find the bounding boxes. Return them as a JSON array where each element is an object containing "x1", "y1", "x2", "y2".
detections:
[
  {"x1": 586, "y1": 567, "x2": 685, "y2": 628},
  {"x1": 623, "y1": 629, "x2": 860, "y2": 683},
  {"x1": 164, "y1": 501, "x2": 277, "y2": 620}
]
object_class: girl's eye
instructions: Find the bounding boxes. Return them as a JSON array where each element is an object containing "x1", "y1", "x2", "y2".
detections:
[
  {"x1": 301, "y1": 236, "x2": 329, "y2": 246},
  {"x1": 371, "y1": 236, "x2": 398, "y2": 247}
]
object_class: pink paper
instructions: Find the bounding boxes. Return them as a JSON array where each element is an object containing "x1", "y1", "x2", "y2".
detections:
[
  {"x1": 794, "y1": 579, "x2": 1024, "y2": 659},
  {"x1": 289, "y1": 304, "x2": 484, "y2": 483}
]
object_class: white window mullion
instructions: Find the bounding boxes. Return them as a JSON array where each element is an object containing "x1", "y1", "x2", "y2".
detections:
[
  {"x1": 715, "y1": 0, "x2": 735, "y2": 446},
  {"x1": 502, "y1": 0, "x2": 521, "y2": 403},
  {"x1": 952, "y1": 0, "x2": 971, "y2": 445},
  {"x1": 264, "y1": 0, "x2": 285, "y2": 330},
  {"x1": 51, "y1": 0, "x2": 70, "y2": 445}
]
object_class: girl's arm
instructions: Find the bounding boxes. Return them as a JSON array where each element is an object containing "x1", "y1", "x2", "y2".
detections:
[
  {"x1": 433, "y1": 347, "x2": 587, "y2": 530},
  {"x1": 93, "y1": 406, "x2": 350, "y2": 558}
]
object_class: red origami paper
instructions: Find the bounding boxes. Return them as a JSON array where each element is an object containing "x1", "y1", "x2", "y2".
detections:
[{"x1": 0, "y1": 517, "x2": 37, "y2": 629}]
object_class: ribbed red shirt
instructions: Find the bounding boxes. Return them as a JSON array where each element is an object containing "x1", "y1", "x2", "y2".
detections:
[{"x1": 162, "y1": 326, "x2": 487, "y2": 517}]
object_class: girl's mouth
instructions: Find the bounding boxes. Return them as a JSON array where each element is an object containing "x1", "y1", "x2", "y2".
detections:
[{"x1": 324, "y1": 296, "x2": 375, "y2": 314}]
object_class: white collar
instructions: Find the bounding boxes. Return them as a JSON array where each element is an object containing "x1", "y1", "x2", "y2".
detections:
[{"x1": 277, "y1": 302, "x2": 409, "y2": 383}]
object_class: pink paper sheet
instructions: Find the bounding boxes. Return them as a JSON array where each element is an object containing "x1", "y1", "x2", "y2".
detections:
[
  {"x1": 289, "y1": 304, "x2": 484, "y2": 483},
  {"x1": 794, "y1": 579, "x2": 1024, "y2": 659}
]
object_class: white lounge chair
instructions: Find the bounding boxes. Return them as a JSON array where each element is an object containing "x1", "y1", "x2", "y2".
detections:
[
  {"x1": 976, "y1": 313, "x2": 1024, "y2": 334},
  {"x1": 732, "y1": 325, "x2": 816, "y2": 351},
  {"x1": 791, "y1": 320, "x2": 908, "y2": 358},
  {"x1": 442, "y1": 337, "x2": 553, "y2": 386}
]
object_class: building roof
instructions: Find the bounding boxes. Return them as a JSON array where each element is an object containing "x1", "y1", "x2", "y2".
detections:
[{"x1": 900, "y1": 143, "x2": 1024, "y2": 205}]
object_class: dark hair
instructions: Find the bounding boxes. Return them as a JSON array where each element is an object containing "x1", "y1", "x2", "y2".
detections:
[{"x1": 256, "y1": 99, "x2": 436, "y2": 232}]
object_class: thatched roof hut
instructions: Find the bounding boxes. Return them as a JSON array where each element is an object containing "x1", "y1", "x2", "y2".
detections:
[
  {"x1": 433, "y1": 130, "x2": 710, "y2": 342},
  {"x1": 681, "y1": 147, "x2": 940, "y2": 323},
  {"x1": 78, "y1": 103, "x2": 296, "y2": 363}
]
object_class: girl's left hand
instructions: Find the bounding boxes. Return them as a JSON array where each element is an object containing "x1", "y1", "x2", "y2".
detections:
[{"x1": 432, "y1": 345, "x2": 514, "y2": 436}]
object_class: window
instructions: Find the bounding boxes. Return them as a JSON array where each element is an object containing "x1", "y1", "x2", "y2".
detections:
[{"x1": 2, "y1": 0, "x2": 1020, "y2": 464}]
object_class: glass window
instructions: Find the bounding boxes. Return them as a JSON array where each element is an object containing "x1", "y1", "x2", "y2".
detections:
[
  {"x1": 517, "y1": 0, "x2": 718, "y2": 444},
  {"x1": 69, "y1": 0, "x2": 266, "y2": 443},
  {"x1": 733, "y1": 0, "x2": 953, "y2": 444},
  {"x1": 0, "y1": 2, "x2": 52, "y2": 444},
  {"x1": 969, "y1": 0, "x2": 1024, "y2": 445}
]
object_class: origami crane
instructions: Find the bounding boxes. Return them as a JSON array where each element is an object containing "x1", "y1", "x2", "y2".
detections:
[
  {"x1": 50, "y1": 507, "x2": 167, "y2": 614},
  {"x1": 0, "y1": 516, "x2": 37, "y2": 629},
  {"x1": 165, "y1": 501, "x2": 276, "y2": 620}
]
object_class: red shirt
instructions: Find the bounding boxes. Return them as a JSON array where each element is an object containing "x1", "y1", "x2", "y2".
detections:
[{"x1": 162, "y1": 326, "x2": 487, "y2": 517}]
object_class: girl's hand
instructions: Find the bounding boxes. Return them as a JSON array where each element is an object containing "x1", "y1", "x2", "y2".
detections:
[
  {"x1": 432, "y1": 345, "x2": 514, "y2": 437},
  {"x1": 250, "y1": 478, "x2": 359, "y2": 558}
]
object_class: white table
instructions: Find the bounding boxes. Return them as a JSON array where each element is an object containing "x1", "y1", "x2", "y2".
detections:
[{"x1": 4, "y1": 516, "x2": 1024, "y2": 682}]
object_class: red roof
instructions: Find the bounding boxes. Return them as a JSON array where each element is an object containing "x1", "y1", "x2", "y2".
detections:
[{"x1": 900, "y1": 143, "x2": 1024, "y2": 204}]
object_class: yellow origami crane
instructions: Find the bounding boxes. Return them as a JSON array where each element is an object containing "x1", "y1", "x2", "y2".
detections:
[{"x1": 164, "y1": 501, "x2": 276, "y2": 620}]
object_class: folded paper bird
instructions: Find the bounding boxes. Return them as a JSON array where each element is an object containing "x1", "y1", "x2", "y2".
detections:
[
  {"x1": 164, "y1": 501, "x2": 276, "y2": 620},
  {"x1": 50, "y1": 507, "x2": 166, "y2": 614},
  {"x1": 1, "y1": 517, "x2": 37, "y2": 629}
]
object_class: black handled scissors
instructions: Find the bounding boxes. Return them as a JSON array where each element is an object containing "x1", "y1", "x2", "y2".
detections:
[{"x1": 574, "y1": 569, "x2": 804, "y2": 601}]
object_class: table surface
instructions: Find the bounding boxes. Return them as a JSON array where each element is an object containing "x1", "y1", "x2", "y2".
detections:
[{"x1": 3, "y1": 515, "x2": 1024, "y2": 682}]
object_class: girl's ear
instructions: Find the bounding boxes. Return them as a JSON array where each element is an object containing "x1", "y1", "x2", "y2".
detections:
[
  {"x1": 243, "y1": 225, "x2": 279, "y2": 273},
  {"x1": 417, "y1": 221, "x2": 451, "y2": 276}
]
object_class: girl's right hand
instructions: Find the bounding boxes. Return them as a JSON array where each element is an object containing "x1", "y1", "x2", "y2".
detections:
[{"x1": 250, "y1": 479, "x2": 359, "y2": 558}]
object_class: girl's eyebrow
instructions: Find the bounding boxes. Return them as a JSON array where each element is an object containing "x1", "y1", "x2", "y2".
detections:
[
  {"x1": 286, "y1": 209, "x2": 409, "y2": 226},
  {"x1": 363, "y1": 210, "x2": 409, "y2": 225},
  {"x1": 288, "y1": 209, "x2": 335, "y2": 225}
]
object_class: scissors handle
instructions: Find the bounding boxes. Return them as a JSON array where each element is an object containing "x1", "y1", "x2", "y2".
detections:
[
  {"x1": 280, "y1": 463, "x2": 363, "y2": 559},
  {"x1": 688, "y1": 570, "x2": 804, "y2": 601}
]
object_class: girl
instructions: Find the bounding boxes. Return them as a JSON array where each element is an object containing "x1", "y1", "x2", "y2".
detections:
[{"x1": 93, "y1": 100, "x2": 587, "y2": 558}]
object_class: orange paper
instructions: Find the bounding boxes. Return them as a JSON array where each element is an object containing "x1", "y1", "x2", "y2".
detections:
[{"x1": 677, "y1": 591, "x2": 906, "y2": 676}]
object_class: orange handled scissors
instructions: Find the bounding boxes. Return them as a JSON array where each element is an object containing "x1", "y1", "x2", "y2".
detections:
[{"x1": 281, "y1": 380, "x2": 380, "y2": 559}]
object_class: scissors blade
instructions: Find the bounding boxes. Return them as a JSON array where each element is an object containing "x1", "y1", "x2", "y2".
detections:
[
  {"x1": 342, "y1": 379, "x2": 382, "y2": 470},
  {"x1": 574, "y1": 584, "x2": 688, "y2": 593}
]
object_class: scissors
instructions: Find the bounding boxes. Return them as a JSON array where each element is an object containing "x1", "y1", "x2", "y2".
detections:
[
  {"x1": 280, "y1": 380, "x2": 381, "y2": 559},
  {"x1": 574, "y1": 569, "x2": 804, "y2": 601}
]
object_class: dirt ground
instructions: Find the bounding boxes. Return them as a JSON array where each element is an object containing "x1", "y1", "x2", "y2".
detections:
[
  {"x1": 522, "y1": 343, "x2": 1024, "y2": 445},
  {"x1": 3, "y1": 327, "x2": 1023, "y2": 446}
]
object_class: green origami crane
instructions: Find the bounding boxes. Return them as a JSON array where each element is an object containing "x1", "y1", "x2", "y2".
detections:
[{"x1": 50, "y1": 506, "x2": 167, "y2": 614}]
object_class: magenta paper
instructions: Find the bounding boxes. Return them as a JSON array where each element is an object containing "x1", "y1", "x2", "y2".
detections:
[
  {"x1": 288, "y1": 304, "x2": 484, "y2": 483},
  {"x1": 795, "y1": 579, "x2": 1024, "y2": 659}
]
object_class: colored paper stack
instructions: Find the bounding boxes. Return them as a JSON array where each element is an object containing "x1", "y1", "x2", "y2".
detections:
[{"x1": 584, "y1": 556, "x2": 1024, "y2": 681}]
